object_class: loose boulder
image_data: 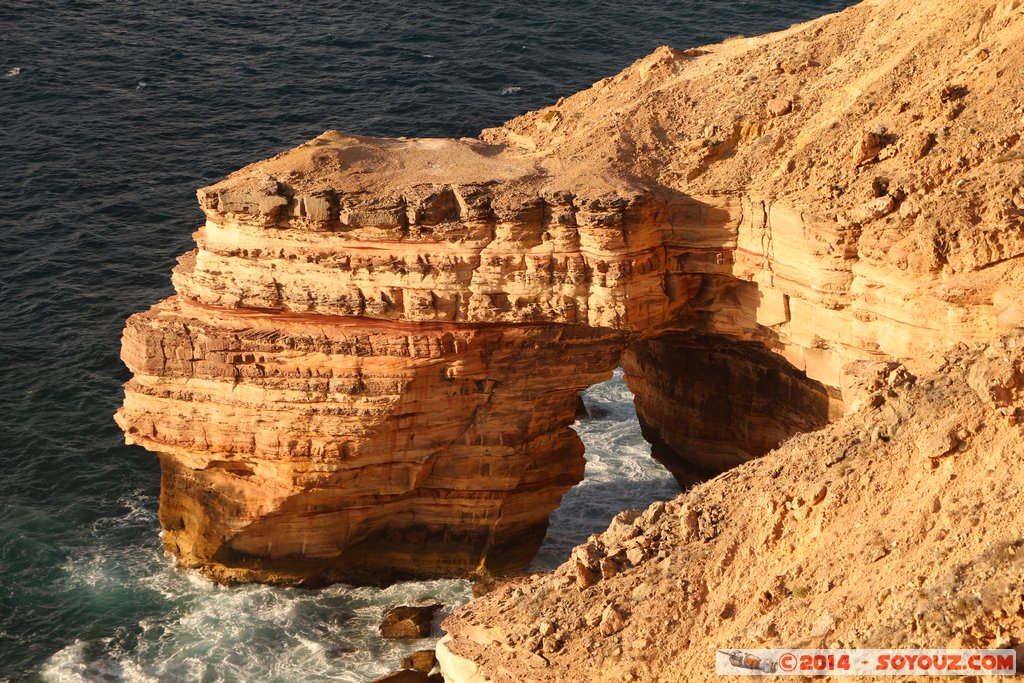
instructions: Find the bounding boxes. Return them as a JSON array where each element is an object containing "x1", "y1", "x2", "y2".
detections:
[{"x1": 380, "y1": 604, "x2": 442, "y2": 639}]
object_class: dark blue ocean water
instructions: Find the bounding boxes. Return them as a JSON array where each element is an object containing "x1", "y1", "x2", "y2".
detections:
[{"x1": 0, "y1": 1, "x2": 856, "y2": 680}]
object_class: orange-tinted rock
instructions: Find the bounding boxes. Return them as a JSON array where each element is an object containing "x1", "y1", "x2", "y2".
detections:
[
  {"x1": 368, "y1": 670, "x2": 431, "y2": 683},
  {"x1": 116, "y1": 298, "x2": 620, "y2": 583},
  {"x1": 623, "y1": 334, "x2": 836, "y2": 486},
  {"x1": 438, "y1": 335, "x2": 1024, "y2": 683},
  {"x1": 381, "y1": 605, "x2": 441, "y2": 639},
  {"x1": 401, "y1": 650, "x2": 439, "y2": 673},
  {"x1": 116, "y1": 0, "x2": 1024, "y2": 585}
]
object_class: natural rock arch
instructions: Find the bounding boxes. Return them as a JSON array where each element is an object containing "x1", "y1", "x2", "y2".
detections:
[{"x1": 116, "y1": 4, "x2": 1024, "y2": 583}]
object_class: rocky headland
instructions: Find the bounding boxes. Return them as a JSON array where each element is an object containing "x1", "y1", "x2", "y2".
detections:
[{"x1": 116, "y1": 0, "x2": 1023, "y2": 677}]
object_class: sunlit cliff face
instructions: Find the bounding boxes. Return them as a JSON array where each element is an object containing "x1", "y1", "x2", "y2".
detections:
[{"x1": 116, "y1": 0, "x2": 1024, "y2": 584}]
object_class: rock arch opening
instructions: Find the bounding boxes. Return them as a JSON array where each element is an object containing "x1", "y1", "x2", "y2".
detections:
[
  {"x1": 116, "y1": 103, "x2": 1013, "y2": 585},
  {"x1": 622, "y1": 333, "x2": 834, "y2": 487},
  {"x1": 532, "y1": 368, "x2": 677, "y2": 571},
  {"x1": 532, "y1": 330, "x2": 835, "y2": 570},
  {"x1": 111, "y1": 166, "x2": 877, "y2": 587}
]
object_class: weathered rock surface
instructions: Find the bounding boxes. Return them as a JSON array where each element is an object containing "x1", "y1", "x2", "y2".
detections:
[
  {"x1": 118, "y1": 296, "x2": 617, "y2": 583},
  {"x1": 116, "y1": 0, "x2": 1024, "y2": 584},
  {"x1": 401, "y1": 649, "x2": 439, "y2": 673},
  {"x1": 623, "y1": 334, "x2": 836, "y2": 485},
  {"x1": 439, "y1": 334, "x2": 1024, "y2": 681},
  {"x1": 371, "y1": 649, "x2": 443, "y2": 683},
  {"x1": 381, "y1": 604, "x2": 442, "y2": 639}
]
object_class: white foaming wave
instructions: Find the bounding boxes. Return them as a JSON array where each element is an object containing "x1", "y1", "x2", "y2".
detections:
[
  {"x1": 89, "y1": 489, "x2": 158, "y2": 533},
  {"x1": 48, "y1": 369, "x2": 663, "y2": 681},
  {"x1": 60, "y1": 553, "x2": 110, "y2": 589},
  {"x1": 581, "y1": 421, "x2": 645, "y2": 446},
  {"x1": 40, "y1": 640, "x2": 159, "y2": 683},
  {"x1": 343, "y1": 577, "x2": 471, "y2": 606},
  {"x1": 40, "y1": 641, "x2": 96, "y2": 682},
  {"x1": 184, "y1": 569, "x2": 216, "y2": 590},
  {"x1": 582, "y1": 367, "x2": 634, "y2": 402},
  {"x1": 499, "y1": 86, "x2": 522, "y2": 95},
  {"x1": 51, "y1": 532, "x2": 408, "y2": 679},
  {"x1": 44, "y1": 575, "x2": 472, "y2": 682},
  {"x1": 617, "y1": 454, "x2": 665, "y2": 481},
  {"x1": 296, "y1": 636, "x2": 324, "y2": 654},
  {"x1": 62, "y1": 542, "x2": 183, "y2": 604},
  {"x1": 579, "y1": 421, "x2": 665, "y2": 484},
  {"x1": 4, "y1": 67, "x2": 20, "y2": 78},
  {"x1": 47, "y1": 534, "x2": 473, "y2": 681},
  {"x1": 131, "y1": 550, "x2": 217, "y2": 600},
  {"x1": 535, "y1": 368, "x2": 679, "y2": 568},
  {"x1": 120, "y1": 490, "x2": 157, "y2": 522}
]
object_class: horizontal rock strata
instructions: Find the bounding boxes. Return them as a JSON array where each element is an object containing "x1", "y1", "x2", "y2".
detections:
[
  {"x1": 118, "y1": 297, "x2": 619, "y2": 582},
  {"x1": 117, "y1": 0, "x2": 1023, "y2": 584}
]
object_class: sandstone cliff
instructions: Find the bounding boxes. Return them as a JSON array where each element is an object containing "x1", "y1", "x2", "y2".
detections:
[{"x1": 116, "y1": 0, "x2": 1024, "y2": 587}]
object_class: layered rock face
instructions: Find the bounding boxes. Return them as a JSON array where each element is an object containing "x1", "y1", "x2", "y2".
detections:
[
  {"x1": 623, "y1": 334, "x2": 835, "y2": 485},
  {"x1": 117, "y1": 0, "x2": 1024, "y2": 584},
  {"x1": 120, "y1": 298, "x2": 620, "y2": 583}
]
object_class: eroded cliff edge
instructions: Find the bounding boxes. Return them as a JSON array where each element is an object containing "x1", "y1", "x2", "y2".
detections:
[{"x1": 116, "y1": 0, "x2": 1024, "y2": 585}]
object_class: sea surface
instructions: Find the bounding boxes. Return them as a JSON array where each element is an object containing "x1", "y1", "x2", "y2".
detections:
[{"x1": 1, "y1": 1, "x2": 856, "y2": 680}]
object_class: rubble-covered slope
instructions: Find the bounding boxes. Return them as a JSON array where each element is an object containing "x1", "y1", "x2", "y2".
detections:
[
  {"x1": 488, "y1": 0, "x2": 1024, "y2": 283},
  {"x1": 439, "y1": 335, "x2": 1024, "y2": 681}
]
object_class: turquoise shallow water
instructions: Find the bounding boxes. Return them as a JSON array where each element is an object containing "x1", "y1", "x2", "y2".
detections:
[{"x1": 0, "y1": 1, "x2": 856, "y2": 679}]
